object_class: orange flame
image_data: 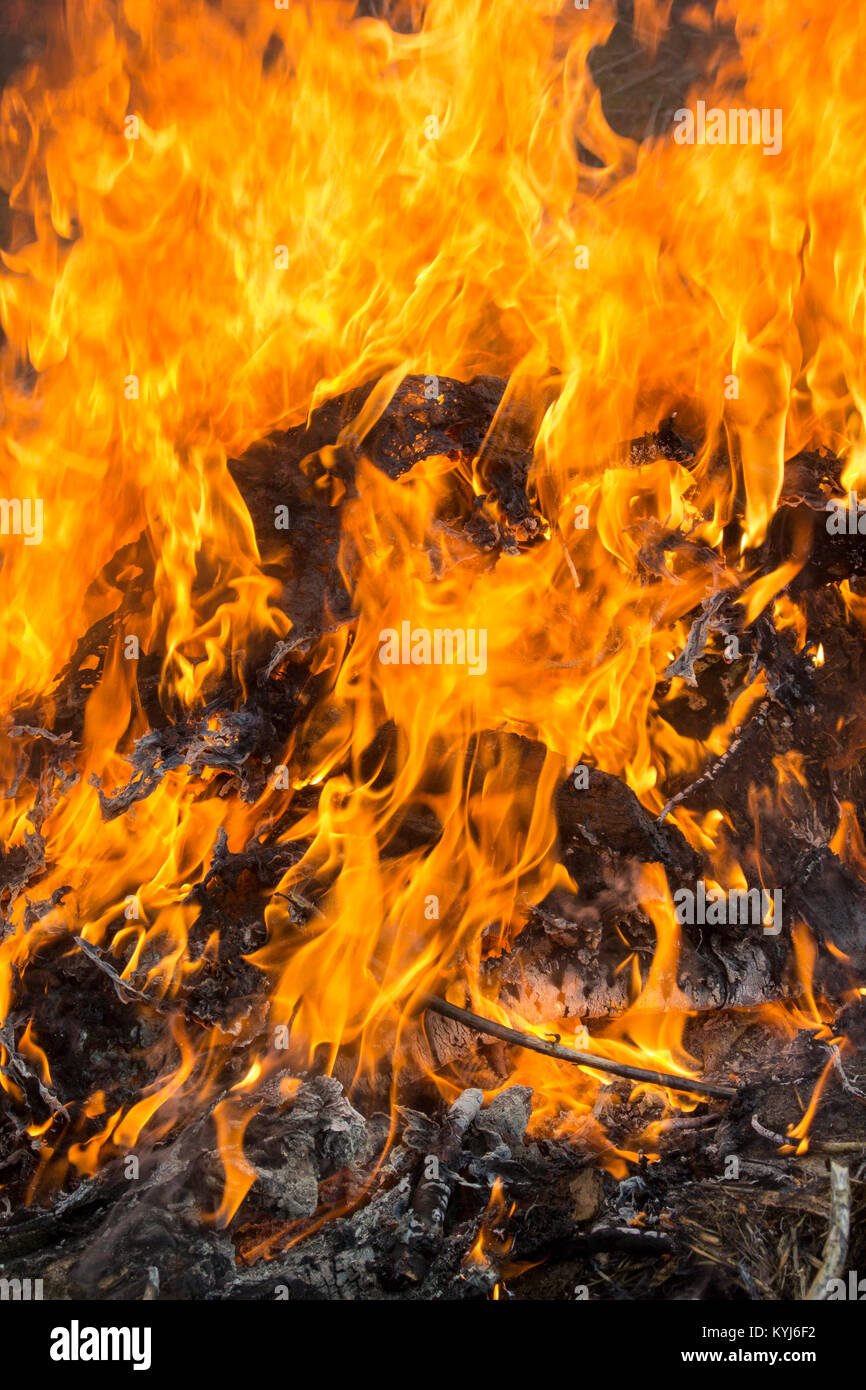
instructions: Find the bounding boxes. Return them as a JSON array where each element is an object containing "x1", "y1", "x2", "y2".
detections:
[{"x1": 0, "y1": 0, "x2": 863, "y2": 1224}]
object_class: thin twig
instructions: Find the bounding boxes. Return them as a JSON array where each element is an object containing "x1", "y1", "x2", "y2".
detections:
[
  {"x1": 806, "y1": 1162, "x2": 850, "y2": 1300},
  {"x1": 653, "y1": 1112, "x2": 721, "y2": 1134},
  {"x1": 658, "y1": 701, "x2": 770, "y2": 824},
  {"x1": 751, "y1": 1112, "x2": 865, "y2": 1156},
  {"x1": 751, "y1": 1112, "x2": 786, "y2": 1145},
  {"x1": 808, "y1": 1141, "x2": 866, "y2": 1155},
  {"x1": 419, "y1": 994, "x2": 737, "y2": 1100},
  {"x1": 828, "y1": 1044, "x2": 866, "y2": 1100},
  {"x1": 74, "y1": 936, "x2": 168, "y2": 1013}
]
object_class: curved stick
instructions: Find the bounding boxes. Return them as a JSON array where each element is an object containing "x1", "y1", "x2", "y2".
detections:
[{"x1": 419, "y1": 994, "x2": 737, "y2": 1100}]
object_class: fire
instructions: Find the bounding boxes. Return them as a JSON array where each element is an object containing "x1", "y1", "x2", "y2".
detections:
[{"x1": 0, "y1": 0, "x2": 864, "y2": 1234}]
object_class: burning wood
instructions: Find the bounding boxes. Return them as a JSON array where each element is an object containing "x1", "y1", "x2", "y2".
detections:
[{"x1": 0, "y1": 0, "x2": 863, "y2": 1321}]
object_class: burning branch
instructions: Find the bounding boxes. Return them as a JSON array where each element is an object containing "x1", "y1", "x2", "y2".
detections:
[{"x1": 419, "y1": 995, "x2": 737, "y2": 1101}]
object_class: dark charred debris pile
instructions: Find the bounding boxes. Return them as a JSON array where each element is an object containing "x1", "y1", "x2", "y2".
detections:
[{"x1": 1, "y1": 373, "x2": 866, "y2": 1298}]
